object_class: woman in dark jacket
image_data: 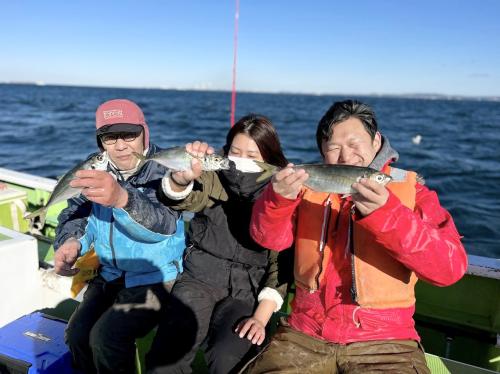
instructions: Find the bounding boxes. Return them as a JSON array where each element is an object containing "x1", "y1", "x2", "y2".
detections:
[{"x1": 146, "y1": 114, "x2": 290, "y2": 374}]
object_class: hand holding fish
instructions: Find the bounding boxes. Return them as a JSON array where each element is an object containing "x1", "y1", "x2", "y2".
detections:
[
  {"x1": 351, "y1": 177, "x2": 389, "y2": 216},
  {"x1": 272, "y1": 163, "x2": 309, "y2": 200},
  {"x1": 70, "y1": 170, "x2": 129, "y2": 208},
  {"x1": 54, "y1": 238, "x2": 81, "y2": 276},
  {"x1": 170, "y1": 141, "x2": 215, "y2": 190}
]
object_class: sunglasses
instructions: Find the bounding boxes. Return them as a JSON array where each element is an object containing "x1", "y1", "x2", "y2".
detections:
[{"x1": 100, "y1": 132, "x2": 141, "y2": 145}]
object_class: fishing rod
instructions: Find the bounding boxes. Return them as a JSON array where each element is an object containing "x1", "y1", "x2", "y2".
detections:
[{"x1": 230, "y1": 0, "x2": 240, "y2": 127}]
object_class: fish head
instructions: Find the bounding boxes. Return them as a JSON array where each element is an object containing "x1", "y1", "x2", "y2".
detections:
[
  {"x1": 218, "y1": 156, "x2": 231, "y2": 170},
  {"x1": 368, "y1": 171, "x2": 392, "y2": 186},
  {"x1": 202, "y1": 154, "x2": 231, "y2": 170},
  {"x1": 89, "y1": 153, "x2": 109, "y2": 171}
]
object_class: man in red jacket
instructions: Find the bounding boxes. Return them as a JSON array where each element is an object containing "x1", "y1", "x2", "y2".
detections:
[{"x1": 246, "y1": 100, "x2": 467, "y2": 373}]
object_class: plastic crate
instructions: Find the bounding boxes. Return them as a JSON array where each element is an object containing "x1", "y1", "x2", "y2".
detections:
[
  {"x1": 0, "y1": 188, "x2": 29, "y2": 233},
  {"x1": 0, "y1": 312, "x2": 76, "y2": 373}
]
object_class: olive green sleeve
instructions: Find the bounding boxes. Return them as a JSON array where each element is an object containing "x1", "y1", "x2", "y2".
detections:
[
  {"x1": 162, "y1": 171, "x2": 228, "y2": 213},
  {"x1": 263, "y1": 247, "x2": 295, "y2": 300}
]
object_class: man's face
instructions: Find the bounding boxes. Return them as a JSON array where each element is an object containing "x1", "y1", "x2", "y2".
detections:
[
  {"x1": 321, "y1": 117, "x2": 381, "y2": 167},
  {"x1": 101, "y1": 131, "x2": 145, "y2": 170}
]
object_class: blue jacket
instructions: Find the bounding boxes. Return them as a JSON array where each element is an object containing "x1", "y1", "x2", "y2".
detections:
[{"x1": 54, "y1": 143, "x2": 186, "y2": 287}]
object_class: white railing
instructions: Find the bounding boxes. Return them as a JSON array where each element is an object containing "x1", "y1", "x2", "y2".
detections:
[{"x1": 0, "y1": 167, "x2": 56, "y2": 192}]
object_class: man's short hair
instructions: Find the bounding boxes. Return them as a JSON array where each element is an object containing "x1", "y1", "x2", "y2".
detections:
[{"x1": 316, "y1": 100, "x2": 378, "y2": 156}]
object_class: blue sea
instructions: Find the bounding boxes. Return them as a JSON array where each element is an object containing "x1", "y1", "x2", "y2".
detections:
[{"x1": 0, "y1": 84, "x2": 499, "y2": 259}]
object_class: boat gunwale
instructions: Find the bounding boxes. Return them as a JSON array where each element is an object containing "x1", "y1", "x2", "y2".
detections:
[{"x1": 467, "y1": 255, "x2": 500, "y2": 280}]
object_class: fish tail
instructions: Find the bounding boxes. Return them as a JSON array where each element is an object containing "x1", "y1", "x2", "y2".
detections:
[
  {"x1": 254, "y1": 160, "x2": 278, "y2": 182},
  {"x1": 132, "y1": 152, "x2": 148, "y2": 169},
  {"x1": 24, "y1": 207, "x2": 44, "y2": 220},
  {"x1": 25, "y1": 208, "x2": 47, "y2": 228},
  {"x1": 132, "y1": 152, "x2": 146, "y2": 161},
  {"x1": 416, "y1": 173, "x2": 426, "y2": 185}
]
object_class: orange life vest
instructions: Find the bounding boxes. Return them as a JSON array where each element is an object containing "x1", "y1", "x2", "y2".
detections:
[{"x1": 294, "y1": 165, "x2": 418, "y2": 308}]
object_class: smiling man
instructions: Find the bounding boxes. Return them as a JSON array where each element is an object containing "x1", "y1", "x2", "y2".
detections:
[
  {"x1": 53, "y1": 99, "x2": 186, "y2": 373},
  {"x1": 246, "y1": 100, "x2": 467, "y2": 374}
]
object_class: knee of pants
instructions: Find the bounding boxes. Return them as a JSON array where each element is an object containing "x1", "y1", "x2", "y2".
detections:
[
  {"x1": 207, "y1": 352, "x2": 245, "y2": 374},
  {"x1": 88, "y1": 323, "x2": 104, "y2": 352},
  {"x1": 65, "y1": 321, "x2": 91, "y2": 350},
  {"x1": 88, "y1": 317, "x2": 117, "y2": 354},
  {"x1": 205, "y1": 335, "x2": 255, "y2": 374},
  {"x1": 88, "y1": 317, "x2": 136, "y2": 356}
]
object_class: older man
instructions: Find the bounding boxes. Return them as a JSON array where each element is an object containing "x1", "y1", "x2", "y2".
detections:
[{"x1": 54, "y1": 99, "x2": 185, "y2": 373}]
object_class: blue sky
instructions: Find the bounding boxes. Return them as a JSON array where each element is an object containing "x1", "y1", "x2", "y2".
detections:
[{"x1": 1, "y1": 0, "x2": 499, "y2": 96}]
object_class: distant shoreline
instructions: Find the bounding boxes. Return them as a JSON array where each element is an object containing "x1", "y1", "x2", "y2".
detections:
[{"x1": 1, "y1": 82, "x2": 499, "y2": 102}]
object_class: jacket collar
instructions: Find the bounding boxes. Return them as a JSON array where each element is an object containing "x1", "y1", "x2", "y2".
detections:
[
  {"x1": 369, "y1": 135, "x2": 399, "y2": 171},
  {"x1": 219, "y1": 160, "x2": 269, "y2": 202}
]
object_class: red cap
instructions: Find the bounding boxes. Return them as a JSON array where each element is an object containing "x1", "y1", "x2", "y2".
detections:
[{"x1": 95, "y1": 99, "x2": 149, "y2": 147}]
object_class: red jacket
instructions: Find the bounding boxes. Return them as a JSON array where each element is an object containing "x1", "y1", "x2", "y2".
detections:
[{"x1": 250, "y1": 174, "x2": 467, "y2": 343}]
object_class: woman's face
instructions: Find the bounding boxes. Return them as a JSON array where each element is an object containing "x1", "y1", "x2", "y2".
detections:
[{"x1": 228, "y1": 133, "x2": 264, "y2": 161}]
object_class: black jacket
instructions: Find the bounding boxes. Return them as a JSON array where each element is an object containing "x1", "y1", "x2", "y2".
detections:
[{"x1": 161, "y1": 164, "x2": 290, "y2": 302}]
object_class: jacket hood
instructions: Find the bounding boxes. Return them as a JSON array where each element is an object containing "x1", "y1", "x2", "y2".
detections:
[{"x1": 369, "y1": 135, "x2": 399, "y2": 171}]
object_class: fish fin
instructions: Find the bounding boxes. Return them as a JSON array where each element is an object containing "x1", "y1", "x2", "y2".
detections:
[
  {"x1": 24, "y1": 207, "x2": 44, "y2": 220},
  {"x1": 416, "y1": 174, "x2": 426, "y2": 185},
  {"x1": 132, "y1": 152, "x2": 146, "y2": 161},
  {"x1": 168, "y1": 168, "x2": 186, "y2": 173},
  {"x1": 254, "y1": 161, "x2": 278, "y2": 183},
  {"x1": 132, "y1": 152, "x2": 149, "y2": 170},
  {"x1": 25, "y1": 208, "x2": 47, "y2": 228}
]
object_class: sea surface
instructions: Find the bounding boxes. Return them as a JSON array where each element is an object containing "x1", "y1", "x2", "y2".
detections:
[{"x1": 0, "y1": 84, "x2": 499, "y2": 258}]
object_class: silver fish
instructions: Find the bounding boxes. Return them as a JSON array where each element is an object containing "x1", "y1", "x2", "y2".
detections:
[
  {"x1": 25, "y1": 153, "x2": 109, "y2": 226},
  {"x1": 256, "y1": 162, "x2": 392, "y2": 194},
  {"x1": 133, "y1": 147, "x2": 231, "y2": 171}
]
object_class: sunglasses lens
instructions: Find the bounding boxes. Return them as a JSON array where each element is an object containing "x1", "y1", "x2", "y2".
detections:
[{"x1": 101, "y1": 132, "x2": 139, "y2": 145}]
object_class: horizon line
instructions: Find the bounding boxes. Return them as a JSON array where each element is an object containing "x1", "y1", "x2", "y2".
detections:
[{"x1": 1, "y1": 81, "x2": 499, "y2": 102}]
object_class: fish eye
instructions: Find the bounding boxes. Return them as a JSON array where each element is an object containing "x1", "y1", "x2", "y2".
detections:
[
  {"x1": 376, "y1": 175, "x2": 384, "y2": 182},
  {"x1": 97, "y1": 154, "x2": 104, "y2": 161}
]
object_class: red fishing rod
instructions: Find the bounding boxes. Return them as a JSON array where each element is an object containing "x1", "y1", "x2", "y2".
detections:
[{"x1": 230, "y1": 0, "x2": 240, "y2": 127}]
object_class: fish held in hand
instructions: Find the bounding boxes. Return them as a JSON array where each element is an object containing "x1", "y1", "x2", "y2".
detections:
[
  {"x1": 256, "y1": 162, "x2": 392, "y2": 194},
  {"x1": 25, "y1": 153, "x2": 109, "y2": 226},
  {"x1": 133, "y1": 146, "x2": 230, "y2": 172}
]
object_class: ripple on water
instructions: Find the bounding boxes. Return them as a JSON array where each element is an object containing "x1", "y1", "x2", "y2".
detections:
[{"x1": 0, "y1": 85, "x2": 498, "y2": 258}]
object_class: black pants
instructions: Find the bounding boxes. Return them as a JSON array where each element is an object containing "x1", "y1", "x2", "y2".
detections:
[
  {"x1": 146, "y1": 273, "x2": 260, "y2": 374},
  {"x1": 65, "y1": 275, "x2": 173, "y2": 374}
]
